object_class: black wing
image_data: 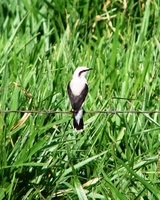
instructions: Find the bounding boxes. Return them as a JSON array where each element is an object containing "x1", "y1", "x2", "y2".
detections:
[{"x1": 67, "y1": 82, "x2": 88, "y2": 111}]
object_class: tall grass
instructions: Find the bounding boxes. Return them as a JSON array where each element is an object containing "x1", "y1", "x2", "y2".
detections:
[{"x1": 0, "y1": 0, "x2": 160, "y2": 199}]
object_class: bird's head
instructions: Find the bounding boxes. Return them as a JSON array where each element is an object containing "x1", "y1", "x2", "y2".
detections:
[{"x1": 73, "y1": 66, "x2": 92, "y2": 78}]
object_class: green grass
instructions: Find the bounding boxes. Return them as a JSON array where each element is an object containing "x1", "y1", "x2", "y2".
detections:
[{"x1": 0, "y1": 0, "x2": 160, "y2": 199}]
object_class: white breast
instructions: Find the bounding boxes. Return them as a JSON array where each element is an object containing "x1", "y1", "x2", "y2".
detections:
[{"x1": 70, "y1": 77, "x2": 86, "y2": 96}]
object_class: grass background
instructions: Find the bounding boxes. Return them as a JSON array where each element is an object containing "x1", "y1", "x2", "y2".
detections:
[{"x1": 0, "y1": 0, "x2": 160, "y2": 199}]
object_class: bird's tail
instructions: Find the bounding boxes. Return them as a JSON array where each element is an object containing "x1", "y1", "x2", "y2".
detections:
[{"x1": 73, "y1": 109, "x2": 83, "y2": 131}]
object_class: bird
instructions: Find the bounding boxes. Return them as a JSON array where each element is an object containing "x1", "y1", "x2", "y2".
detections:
[{"x1": 67, "y1": 66, "x2": 92, "y2": 131}]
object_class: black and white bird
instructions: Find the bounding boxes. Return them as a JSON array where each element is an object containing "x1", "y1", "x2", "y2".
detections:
[{"x1": 67, "y1": 67, "x2": 92, "y2": 131}]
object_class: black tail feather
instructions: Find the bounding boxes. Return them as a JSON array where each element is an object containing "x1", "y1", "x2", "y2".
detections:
[
  {"x1": 73, "y1": 116, "x2": 83, "y2": 130},
  {"x1": 73, "y1": 111, "x2": 83, "y2": 131}
]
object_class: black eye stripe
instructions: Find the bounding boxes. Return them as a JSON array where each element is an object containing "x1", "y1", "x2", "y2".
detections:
[{"x1": 79, "y1": 69, "x2": 92, "y2": 76}]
